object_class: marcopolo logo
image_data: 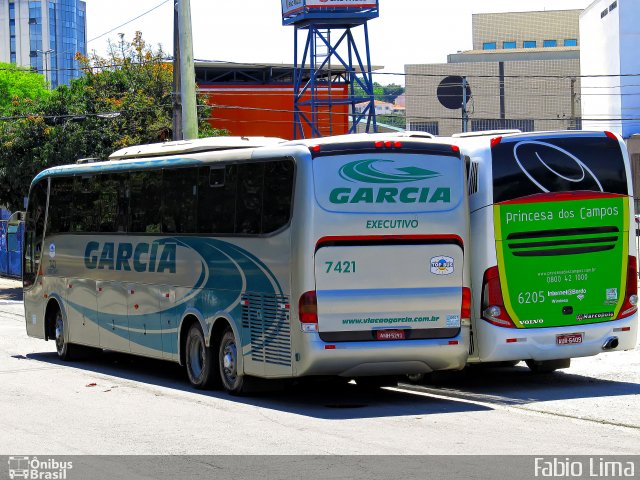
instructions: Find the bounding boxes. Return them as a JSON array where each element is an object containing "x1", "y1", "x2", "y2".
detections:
[
  {"x1": 430, "y1": 256, "x2": 454, "y2": 275},
  {"x1": 330, "y1": 159, "x2": 451, "y2": 204}
]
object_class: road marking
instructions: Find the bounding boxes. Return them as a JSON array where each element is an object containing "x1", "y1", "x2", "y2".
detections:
[{"x1": 392, "y1": 383, "x2": 640, "y2": 431}]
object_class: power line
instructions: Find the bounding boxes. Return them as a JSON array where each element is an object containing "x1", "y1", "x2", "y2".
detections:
[{"x1": 87, "y1": 0, "x2": 172, "y2": 44}]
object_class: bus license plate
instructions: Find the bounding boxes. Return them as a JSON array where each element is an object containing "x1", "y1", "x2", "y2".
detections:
[
  {"x1": 556, "y1": 333, "x2": 583, "y2": 345},
  {"x1": 376, "y1": 330, "x2": 405, "y2": 341}
]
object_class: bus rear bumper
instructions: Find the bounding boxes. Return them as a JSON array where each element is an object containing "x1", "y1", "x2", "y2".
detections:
[
  {"x1": 471, "y1": 314, "x2": 638, "y2": 363},
  {"x1": 294, "y1": 326, "x2": 469, "y2": 377}
]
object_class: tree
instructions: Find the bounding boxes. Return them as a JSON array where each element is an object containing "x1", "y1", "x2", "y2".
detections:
[
  {"x1": 0, "y1": 32, "x2": 225, "y2": 210},
  {"x1": 0, "y1": 62, "x2": 50, "y2": 115}
]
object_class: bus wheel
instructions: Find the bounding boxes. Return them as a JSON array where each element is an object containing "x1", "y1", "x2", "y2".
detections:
[
  {"x1": 525, "y1": 358, "x2": 570, "y2": 373},
  {"x1": 185, "y1": 323, "x2": 218, "y2": 389},
  {"x1": 218, "y1": 327, "x2": 249, "y2": 395},
  {"x1": 54, "y1": 309, "x2": 74, "y2": 361}
]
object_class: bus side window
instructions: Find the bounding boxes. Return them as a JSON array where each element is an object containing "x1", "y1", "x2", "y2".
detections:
[
  {"x1": 99, "y1": 174, "x2": 128, "y2": 233},
  {"x1": 236, "y1": 163, "x2": 264, "y2": 235},
  {"x1": 23, "y1": 180, "x2": 47, "y2": 288},
  {"x1": 198, "y1": 165, "x2": 237, "y2": 234},
  {"x1": 129, "y1": 170, "x2": 162, "y2": 233},
  {"x1": 72, "y1": 176, "x2": 100, "y2": 232},
  {"x1": 262, "y1": 159, "x2": 294, "y2": 233},
  {"x1": 47, "y1": 177, "x2": 73, "y2": 234},
  {"x1": 163, "y1": 168, "x2": 198, "y2": 234}
]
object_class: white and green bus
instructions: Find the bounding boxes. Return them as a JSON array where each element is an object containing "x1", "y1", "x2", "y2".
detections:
[
  {"x1": 23, "y1": 134, "x2": 471, "y2": 393},
  {"x1": 454, "y1": 130, "x2": 638, "y2": 372}
]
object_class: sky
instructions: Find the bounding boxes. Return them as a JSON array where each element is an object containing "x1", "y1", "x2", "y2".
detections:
[{"x1": 84, "y1": 0, "x2": 592, "y2": 85}]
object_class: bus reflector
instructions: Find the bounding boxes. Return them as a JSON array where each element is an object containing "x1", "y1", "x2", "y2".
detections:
[
  {"x1": 324, "y1": 345, "x2": 336, "y2": 350},
  {"x1": 616, "y1": 256, "x2": 638, "y2": 320},
  {"x1": 462, "y1": 287, "x2": 471, "y2": 320},
  {"x1": 506, "y1": 338, "x2": 518, "y2": 343},
  {"x1": 311, "y1": 145, "x2": 321, "y2": 152},
  {"x1": 490, "y1": 136, "x2": 503, "y2": 148},
  {"x1": 614, "y1": 326, "x2": 631, "y2": 332},
  {"x1": 299, "y1": 291, "x2": 318, "y2": 331},
  {"x1": 448, "y1": 340, "x2": 459, "y2": 345},
  {"x1": 481, "y1": 266, "x2": 516, "y2": 328}
]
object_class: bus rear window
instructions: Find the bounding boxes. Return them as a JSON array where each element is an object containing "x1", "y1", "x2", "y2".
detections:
[{"x1": 491, "y1": 135, "x2": 628, "y2": 203}]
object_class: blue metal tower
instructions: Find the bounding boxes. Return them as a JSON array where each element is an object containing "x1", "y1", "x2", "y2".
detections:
[{"x1": 282, "y1": 1, "x2": 379, "y2": 139}]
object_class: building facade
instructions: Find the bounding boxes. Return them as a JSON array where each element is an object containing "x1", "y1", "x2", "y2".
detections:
[
  {"x1": 406, "y1": 10, "x2": 582, "y2": 136},
  {"x1": 580, "y1": 0, "x2": 640, "y2": 139},
  {"x1": 0, "y1": 0, "x2": 87, "y2": 88}
]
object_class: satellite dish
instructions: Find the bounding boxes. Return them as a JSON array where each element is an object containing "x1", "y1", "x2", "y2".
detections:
[{"x1": 437, "y1": 76, "x2": 472, "y2": 110}]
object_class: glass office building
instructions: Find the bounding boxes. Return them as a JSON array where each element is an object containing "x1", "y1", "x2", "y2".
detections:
[{"x1": 1, "y1": 0, "x2": 87, "y2": 88}]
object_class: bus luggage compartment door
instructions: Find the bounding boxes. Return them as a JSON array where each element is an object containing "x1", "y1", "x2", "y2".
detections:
[{"x1": 314, "y1": 243, "x2": 464, "y2": 342}]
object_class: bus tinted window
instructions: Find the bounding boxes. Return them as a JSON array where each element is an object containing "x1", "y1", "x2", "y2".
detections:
[
  {"x1": 263, "y1": 160, "x2": 294, "y2": 233},
  {"x1": 163, "y1": 168, "x2": 198, "y2": 234},
  {"x1": 198, "y1": 165, "x2": 237, "y2": 234},
  {"x1": 24, "y1": 180, "x2": 47, "y2": 288},
  {"x1": 48, "y1": 177, "x2": 73, "y2": 234},
  {"x1": 492, "y1": 136, "x2": 628, "y2": 203},
  {"x1": 98, "y1": 174, "x2": 128, "y2": 233},
  {"x1": 129, "y1": 171, "x2": 162, "y2": 233},
  {"x1": 73, "y1": 176, "x2": 100, "y2": 232},
  {"x1": 236, "y1": 163, "x2": 264, "y2": 234}
]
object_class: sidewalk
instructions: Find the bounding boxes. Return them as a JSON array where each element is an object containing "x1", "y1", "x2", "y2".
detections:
[{"x1": 0, "y1": 276, "x2": 22, "y2": 302}]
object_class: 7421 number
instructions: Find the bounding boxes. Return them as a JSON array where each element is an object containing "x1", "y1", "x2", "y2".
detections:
[{"x1": 325, "y1": 261, "x2": 356, "y2": 274}]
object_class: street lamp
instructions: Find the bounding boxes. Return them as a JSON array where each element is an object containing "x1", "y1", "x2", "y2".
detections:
[{"x1": 36, "y1": 49, "x2": 54, "y2": 89}]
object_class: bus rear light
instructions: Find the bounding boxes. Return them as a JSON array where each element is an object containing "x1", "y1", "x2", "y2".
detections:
[
  {"x1": 605, "y1": 131, "x2": 617, "y2": 140},
  {"x1": 374, "y1": 141, "x2": 403, "y2": 149},
  {"x1": 481, "y1": 266, "x2": 516, "y2": 328},
  {"x1": 461, "y1": 287, "x2": 471, "y2": 320},
  {"x1": 490, "y1": 136, "x2": 502, "y2": 148},
  {"x1": 451, "y1": 145, "x2": 460, "y2": 153},
  {"x1": 299, "y1": 290, "x2": 318, "y2": 332},
  {"x1": 616, "y1": 256, "x2": 638, "y2": 320},
  {"x1": 311, "y1": 145, "x2": 321, "y2": 152}
]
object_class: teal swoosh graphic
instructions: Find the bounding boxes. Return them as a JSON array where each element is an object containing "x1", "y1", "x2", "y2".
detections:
[
  {"x1": 64, "y1": 238, "x2": 284, "y2": 353},
  {"x1": 339, "y1": 159, "x2": 440, "y2": 184}
]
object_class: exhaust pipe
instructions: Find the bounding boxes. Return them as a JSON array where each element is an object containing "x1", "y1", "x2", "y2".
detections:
[{"x1": 602, "y1": 336, "x2": 619, "y2": 350}]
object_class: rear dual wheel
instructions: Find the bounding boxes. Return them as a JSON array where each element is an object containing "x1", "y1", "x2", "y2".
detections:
[
  {"x1": 185, "y1": 323, "x2": 220, "y2": 389},
  {"x1": 184, "y1": 323, "x2": 250, "y2": 395}
]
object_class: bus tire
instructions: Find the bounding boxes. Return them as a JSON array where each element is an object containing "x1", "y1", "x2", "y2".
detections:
[
  {"x1": 218, "y1": 327, "x2": 250, "y2": 395},
  {"x1": 185, "y1": 323, "x2": 219, "y2": 389},
  {"x1": 53, "y1": 309, "x2": 75, "y2": 361},
  {"x1": 525, "y1": 358, "x2": 570, "y2": 373}
]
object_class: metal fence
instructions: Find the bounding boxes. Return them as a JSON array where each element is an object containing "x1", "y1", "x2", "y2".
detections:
[{"x1": 0, "y1": 218, "x2": 23, "y2": 278}]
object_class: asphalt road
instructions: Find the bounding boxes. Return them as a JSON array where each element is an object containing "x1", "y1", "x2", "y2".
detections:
[{"x1": 0, "y1": 277, "x2": 639, "y2": 455}]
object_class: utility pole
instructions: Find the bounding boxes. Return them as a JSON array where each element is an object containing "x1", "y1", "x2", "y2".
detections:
[
  {"x1": 462, "y1": 76, "x2": 469, "y2": 133},
  {"x1": 177, "y1": 0, "x2": 198, "y2": 140},
  {"x1": 570, "y1": 77, "x2": 577, "y2": 130},
  {"x1": 172, "y1": 2, "x2": 183, "y2": 140}
]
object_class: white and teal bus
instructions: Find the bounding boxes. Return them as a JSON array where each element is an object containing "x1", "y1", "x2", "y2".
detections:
[
  {"x1": 454, "y1": 130, "x2": 638, "y2": 372},
  {"x1": 23, "y1": 134, "x2": 471, "y2": 393}
]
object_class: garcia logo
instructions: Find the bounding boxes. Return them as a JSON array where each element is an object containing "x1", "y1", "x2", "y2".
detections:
[
  {"x1": 339, "y1": 159, "x2": 440, "y2": 184},
  {"x1": 84, "y1": 241, "x2": 176, "y2": 273},
  {"x1": 330, "y1": 159, "x2": 450, "y2": 205},
  {"x1": 430, "y1": 256, "x2": 454, "y2": 275}
]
